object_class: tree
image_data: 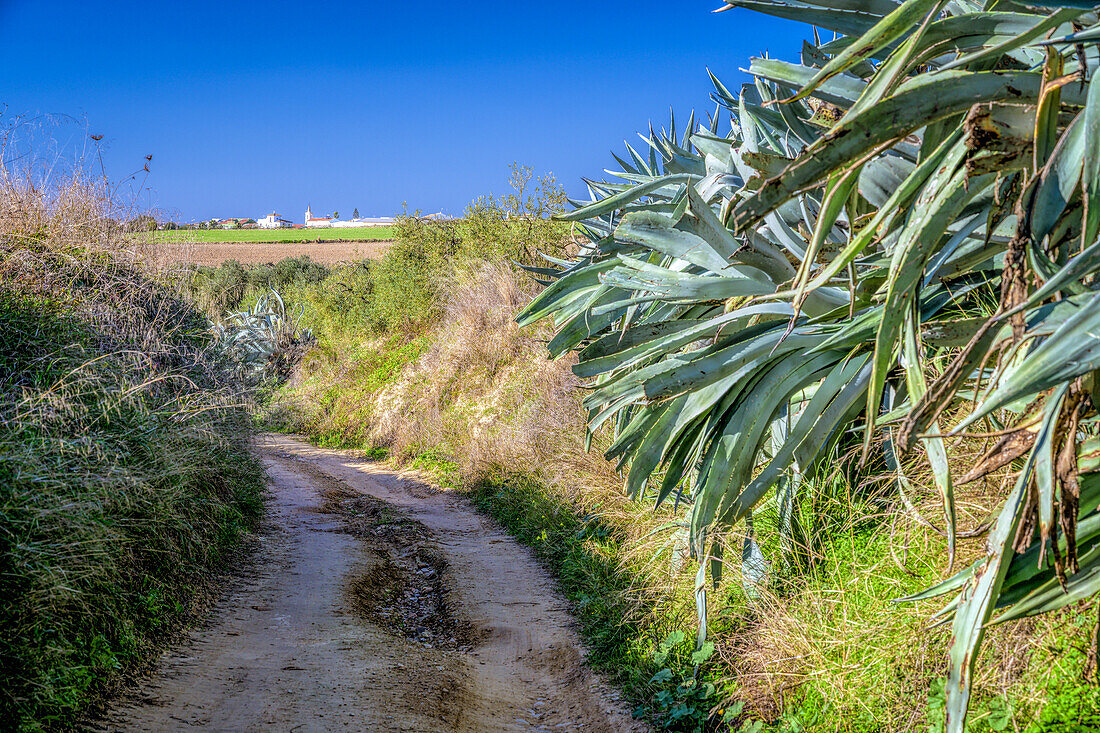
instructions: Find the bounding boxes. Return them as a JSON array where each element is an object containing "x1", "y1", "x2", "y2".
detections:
[
  {"x1": 124, "y1": 214, "x2": 157, "y2": 233},
  {"x1": 353, "y1": 208, "x2": 360, "y2": 219},
  {"x1": 332, "y1": 211, "x2": 339, "y2": 219}
]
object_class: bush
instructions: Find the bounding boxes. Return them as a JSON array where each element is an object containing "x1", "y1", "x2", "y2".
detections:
[
  {"x1": 183, "y1": 255, "x2": 330, "y2": 317},
  {"x1": 371, "y1": 217, "x2": 458, "y2": 329},
  {"x1": 457, "y1": 163, "x2": 571, "y2": 266},
  {"x1": 373, "y1": 163, "x2": 570, "y2": 331}
]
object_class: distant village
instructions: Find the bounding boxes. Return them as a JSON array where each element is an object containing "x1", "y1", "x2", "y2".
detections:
[
  {"x1": 211, "y1": 206, "x2": 396, "y2": 230},
  {"x1": 142, "y1": 207, "x2": 452, "y2": 232}
]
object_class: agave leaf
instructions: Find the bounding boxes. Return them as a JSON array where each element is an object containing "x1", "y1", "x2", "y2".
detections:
[
  {"x1": 615, "y1": 211, "x2": 735, "y2": 273},
  {"x1": 945, "y1": 383, "x2": 1068, "y2": 732},
  {"x1": 784, "y1": 0, "x2": 946, "y2": 105},
  {"x1": 994, "y1": 552, "x2": 1100, "y2": 622},
  {"x1": 747, "y1": 58, "x2": 868, "y2": 107},
  {"x1": 559, "y1": 174, "x2": 697, "y2": 222},
  {"x1": 1028, "y1": 106, "x2": 1084, "y2": 246},
  {"x1": 868, "y1": 157, "x2": 992, "y2": 439},
  {"x1": 1010, "y1": 238, "x2": 1100, "y2": 313},
  {"x1": 902, "y1": 309, "x2": 957, "y2": 567},
  {"x1": 516, "y1": 256, "x2": 621, "y2": 327},
  {"x1": 730, "y1": 72, "x2": 1044, "y2": 235},
  {"x1": 575, "y1": 304, "x2": 793, "y2": 379},
  {"x1": 644, "y1": 328, "x2": 821, "y2": 402},
  {"x1": 793, "y1": 128, "x2": 967, "y2": 302},
  {"x1": 689, "y1": 351, "x2": 837, "y2": 539},
  {"x1": 790, "y1": 164, "x2": 863, "y2": 325},
  {"x1": 722, "y1": 0, "x2": 894, "y2": 39},
  {"x1": 1083, "y1": 71, "x2": 1100, "y2": 249},
  {"x1": 958, "y1": 291, "x2": 1100, "y2": 430},
  {"x1": 935, "y1": 8, "x2": 1081, "y2": 73},
  {"x1": 720, "y1": 352, "x2": 873, "y2": 527}
]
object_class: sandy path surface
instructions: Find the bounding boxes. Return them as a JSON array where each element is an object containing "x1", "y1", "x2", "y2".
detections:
[{"x1": 98, "y1": 434, "x2": 644, "y2": 732}]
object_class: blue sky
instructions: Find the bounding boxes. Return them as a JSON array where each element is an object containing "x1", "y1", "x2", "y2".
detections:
[{"x1": 0, "y1": 1, "x2": 802, "y2": 222}]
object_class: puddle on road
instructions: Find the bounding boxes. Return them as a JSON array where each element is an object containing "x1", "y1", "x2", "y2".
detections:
[{"x1": 316, "y1": 487, "x2": 476, "y2": 652}]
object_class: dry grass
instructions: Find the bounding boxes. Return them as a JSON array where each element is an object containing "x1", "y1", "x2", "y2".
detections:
[
  {"x1": 375, "y1": 264, "x2": 586, "y2": 467},
  {"x1": 280, "y1": 261, "x2": 676, "y2": 581}
]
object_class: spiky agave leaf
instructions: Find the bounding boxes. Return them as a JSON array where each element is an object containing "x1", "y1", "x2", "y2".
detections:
[{"x1": 213, "y1": 289, "x2": 314, "y2": 382}]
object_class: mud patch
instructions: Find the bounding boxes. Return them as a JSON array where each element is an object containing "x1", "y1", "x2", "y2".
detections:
[
  {"x1": 318, "y1": 486, "x2": 476, "y2": 651},
  {"x1": 345, "y1": 550, "x2": 472, "y2": 651}
]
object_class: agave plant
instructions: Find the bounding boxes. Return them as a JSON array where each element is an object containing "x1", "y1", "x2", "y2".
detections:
[
  {"x1": 213, "y1": 289, "x2": 314, "y2": 382},
  {"x1": 518, "y1": 1, "x2": 1100, "y2": 728}
]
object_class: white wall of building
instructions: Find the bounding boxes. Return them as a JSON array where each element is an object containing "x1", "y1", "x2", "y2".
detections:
[
  {"x1": 258, "y1": 212, "x2": 291, "y2": 229},
  {"x1": 330, "y1": 218, "x2": 394, "y2": 228}
]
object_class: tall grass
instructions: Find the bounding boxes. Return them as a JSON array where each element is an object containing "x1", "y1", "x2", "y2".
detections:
[{"x1": 0, "y1": 171, "x2": 264, "y2": 729}]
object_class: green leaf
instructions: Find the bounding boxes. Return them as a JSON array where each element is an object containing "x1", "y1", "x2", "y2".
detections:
[
  {"x1": 615, "y1": 211, "x2": 734, "y2": 273},
  {"x1": 944, "y1": 384, "x2": 1068, "y2": 733},
  {"x1": 958, "y1": 291, "x2": 1100, "y2": 430},
  {"x1": 730, "y1": 72, "x2": 1044, "y2": 235},
  {"x1": 690, "y1": 640, "x2": 715, "y2": 665},
  {"x1": 784, "y1": 0, "x2": 946, "y2": 105}
]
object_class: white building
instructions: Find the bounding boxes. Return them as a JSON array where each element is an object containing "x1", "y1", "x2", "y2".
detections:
[
  {"x1": 304, "y1": 205, "x2": 335, "y2": 228},
  {"x1": 306, "y1": 204, "x2": 393, "y2": 228},
  {"x1": 331, "y1": 216, "x2": 394, "y2": 228},
  {"x1": 257, "y1": 211, "x2": 293, "y2": 229}
]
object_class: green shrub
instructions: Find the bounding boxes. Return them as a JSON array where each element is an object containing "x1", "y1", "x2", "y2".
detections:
[
  {"x1": 371, "y1": 218, "x2": 458, "y2": 329},
  {"x1": 456, "y1": 163, "x2": 571, "y2": 266},
  {"x1": 184, "y1": 255, "x2": 330, "y2": 316}
]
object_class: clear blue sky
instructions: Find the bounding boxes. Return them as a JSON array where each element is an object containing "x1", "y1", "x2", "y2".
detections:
[{"x1": 0, "y1": 1, "x2": 802, "y2": 223}]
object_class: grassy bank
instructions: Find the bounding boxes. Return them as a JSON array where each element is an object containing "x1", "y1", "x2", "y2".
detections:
[{"x1": 0, "y1": 178, "x2": 265, "y2": 730}]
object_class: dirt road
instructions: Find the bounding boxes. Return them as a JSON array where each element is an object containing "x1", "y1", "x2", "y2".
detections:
[{"x1": 99, "y1": 434, "x2": 644, "y2": 732}]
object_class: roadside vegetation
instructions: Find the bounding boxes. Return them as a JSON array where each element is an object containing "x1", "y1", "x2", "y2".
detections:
[
  {"x1": 0, "y1": 172, "x2": 265, "y2": 730},
  {"x1": 24, "y1": 2, "x2": 1100, "y2": 731}
]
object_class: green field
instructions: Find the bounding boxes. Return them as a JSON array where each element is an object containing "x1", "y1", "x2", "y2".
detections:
[{"x1": 150, "y1": 227, "x2": 395, "y2": 243}]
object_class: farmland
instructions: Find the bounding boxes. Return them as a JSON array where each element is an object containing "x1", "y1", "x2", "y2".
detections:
[
  {"x1": 150, "y1": 226, "x2": 395, "y2": 243},
  {"x1": 150, "y1": 238, "x2": 391, "y2": 266}
]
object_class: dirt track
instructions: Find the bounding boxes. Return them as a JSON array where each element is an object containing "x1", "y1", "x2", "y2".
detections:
[{"x1": 99, "y1": 434, "x2": 644, "y2": 732}]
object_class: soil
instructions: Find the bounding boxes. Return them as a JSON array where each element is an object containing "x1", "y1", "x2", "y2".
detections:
[
  {"x1": 149, "y1": 239, "x2": 393, "y2": 266},
  {"x1": 96, "y1": 433, "x2": 645, "y2": 732}
]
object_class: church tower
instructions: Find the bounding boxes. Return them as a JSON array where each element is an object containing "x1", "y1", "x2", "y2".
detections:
[{"x1": 305, "y1": 204, "x2": 312, "y2": 223}]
